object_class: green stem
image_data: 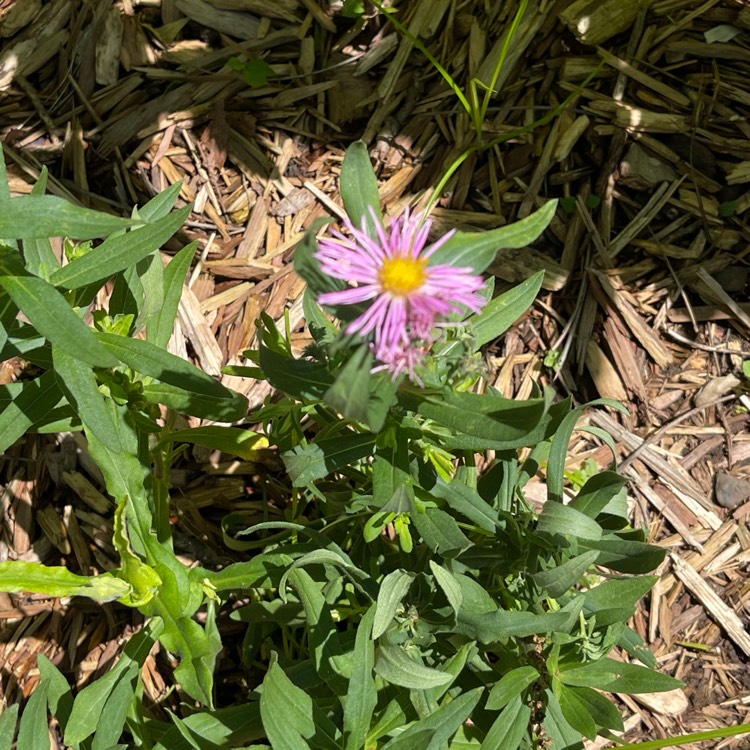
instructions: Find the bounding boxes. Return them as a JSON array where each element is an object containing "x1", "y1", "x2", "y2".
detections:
[
  {"x1": 366, "y1": 0, "x2": 473, "y2": 117},
  {"x1": 424, "y1": 63, "x2": 604, "y2": 212},
  {"x1": 609, "y1": 723, "x2": 750, "y2": 749},
  {"x1": 478, "y1": 0, "x2": 530, "y2": 135}
]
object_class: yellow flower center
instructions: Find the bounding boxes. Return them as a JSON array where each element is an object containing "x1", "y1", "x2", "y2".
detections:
[{"x1": 379, "y1": 256, "x2": 428, "y2": 296}]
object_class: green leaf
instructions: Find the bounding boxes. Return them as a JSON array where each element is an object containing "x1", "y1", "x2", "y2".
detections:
[
  {"x1": 16, "y1": 677, "x2": 49, "y2": 750},
  {"x1": 375, "y1": 644, "x2": 452, "y2": 690},
  {"x1": 583, "y1": 576, "x2": 658, "y2": 620},
  {"x1": 259, "y1": 344, "x2": 335, "y2": 401},
  {"x1": 149, "y1": 241, "x2": 197, "y2": 348},
  {"x1": 49, "y1": 205, "x2": 190, "y2": 289},
  {"x1": 373, "y1": 436, "x2": 413, "y2": 507},
  {"x1": 456, "y1": 600, "x2": 583, "y2": 644},
  {"x1": 580, "y1": 536, "x2": 665, "y2": 574},
  {"x1": 562, "y1": 686, "x2": 624, "y2": 735},
  {"x1": 260, "y1": 663, "x2": 320, "y2": 750},
  {"x1": 141, "y1": 381, "x2": 248, "y2": 422},
  {"x1": 97, "y1": 332, "x2": 246, "y2": 402},
  {"x1": 22, "y1": 168, "x2": 60, "y2": 280},
  {"x1": 532, "y1": 550, "x2": 600, "y2": 597},
  {"x1": 560, "y1": 658, "x2": 684, "y2": 694},
  {"x1": 148, "y1": 581, "x2": 217, "y2": 706},
  {"x1": 558, "y1": 684, "x2": 597, "y2": 740},
  {"x1": 137, "y1": 180, "x2": 183, "y2": 222},
  {"x1": 570, "y1": 471, "x2": 629, "y2": 519},
  {"x1": 166, "y1": 711, "x2": 226, "y2": 750},
  {"x1": 340, "y1": 141, "x2": 383, "y2": 238},
  {"x1": 373, "y1": 570, "x2": 415, "y2": 639},
  {"x1": 91, "y1": 661, "x2": 140, "y2": 750},
  {"x1": 381, "y1": 687, "x2": 482, "y2": 749},
  {"x1": 283, "y1": 432, "x2": 376, "y2": 486},
  {"x1": 293, "y1": 220, "x2": 343, "y2": 299},
  {"x1": 324, "y1": 345, "x2": 373, "y2": 420},
  {"x1": 0, "y1": 704, "x2": 18, "y2": 750},
  {"x1": 0, "y1": 143, "x2": 16, "y2": 250},
  {"x1": 0, "y1": 254, "x2": 118, "y2": 368},
  {"x1": 342, "y1": 0, "x2": 366, "y2": 16},
  {"x1": 546, "y1": 398, "x2": 626, "y2": 504},
  {"x1": 0, "y1": 561, "x2": 131, "y2": 601},
  {"x1": 64, "y1": 625, "x2": 159, "y2": 746},
  {"x1": 152, "y1": 703, "x2": 264, "y2": 750},
  {"x1": 429, "y1": 201, "x2": 557, "y2": 273},
  {"x1": 131, "y1": 253, "x2": 164, "y2": 334},
  {"x1": 410, "y1": 388, "x2": 569, "y2": 451},
  {"x1": 241, "y1": 58, "x2": 274, "y2": 87},
  {"x1": 482, "y1": 695, "x2": 531, "y2": 749},
  {"x1": 429, "y1": 561, "x2": 463, "y2": 615},
  {"x1": 486, "y1": 666, "x2": 540, "y2": 710},
  {"x1": 324, "y1": 346, "x2": 398, "y2": 432},
  {"x1": 471, "y1": 271, "x2": 544, "y2": 348},
  {"x1": 0, "y1": 288, "x2": 18, "y2": 354},
  {"x1": 112, "y1": 499, "x2": 162, "y2": 607},
  {"x1": 203, "y1": 553, "x2": 293, "y2": 591},
  {"x1": 537, "y1": 501, "x2": 603, "y2": 541},
  {"x1": 37, "y1": 655, "x2": 73, "y2": 730},
  {"x1": 428, "y1": 476, "x2": 498, "y2": 531},
  {"x1": 0, "y1": 371, "x2": 64, "y2": 453},
  {"x1": 153, "y1": 426, "x2": 268, "y2": 460},
  {"x1": 285, "y1": 568, "x2": 346, "y2": 690},
  {"x1": 542, "y1": 689, "x2": 584, "y2": 750},
  {"x1": 0, "y1": 195, "x2": 138, "y2": 240},
  {"x1": 344, "y1": 605, "x2": 377, "y2": 750},
  {"x1": 411, "y1": 507, "x2": 471, "y2": 556},
  {"x1": 52, "y1": 345, "x2": 123, "y2": 453}
]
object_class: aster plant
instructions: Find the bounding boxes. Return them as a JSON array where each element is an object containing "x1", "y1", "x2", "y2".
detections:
[{"x1": 228, "y1": 142, "x2": 684, "y2": 749}]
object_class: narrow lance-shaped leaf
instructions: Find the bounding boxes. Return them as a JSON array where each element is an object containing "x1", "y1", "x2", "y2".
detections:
[
  {"x1": 0, "y1": 561, "x2": 131, "y2": 601},
  {"x1": 64, "y1": 624, "x2": 160, "y2": 746},
  {"x1": 428, "y1": 200, "x2": 558, "y2": 273},
  {"x1": 136, "y1": 180, "x2": 183, "y2": 221},
  {"x1": 0, "y1": 195, "x2": 139, "y2": 240},
  {"x1": 96, "y1": 332, "x2": 247, "y2": 407},
  {"x1": 153, "y1": 426, "x2": 269, "y2": 460},
  {"x1": 340, "y1": 141, "x2": 383, "y2": 238},
  {"x1": 148, "y1": 241, "x2": 197, "y2": 349},
  {"x1": 471, "y1": 270, "x2": 544, "y2": 348},
  {"x1": 15, "y1": 676, "x2": 49, "y2": 750},
  {"x1": 0, "y1": 704, "x2": 18, "y2": 750},
  {"x1": 0, "y1": 142, "x2": 17, "y2": 250},
  {"x1": 260, "y1": 663, "x2": 315, "y2": 750},
  {"x1": 373, "y1": 570, "x2": 415, "y2": 640},
  {"x1": 52, "y1": 344, "x2": 123, "y2": 453},
  {"x1": 49, "y1": 205, "x2": 191, "y2": 289},
  {"x1": 0, "y1": 250, "x2": 118, "y2": 368},
  {"x1": 344, "y1": 605, "x2": 377, "y2": 750},
  {"x1": 22, "y1": 168, "x2": 60, "y2": 279},
  {"x1": 0, "y1": 371, "x2": 65, "y2": 454}
]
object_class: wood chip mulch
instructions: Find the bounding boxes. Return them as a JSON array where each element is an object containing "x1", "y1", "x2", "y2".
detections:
[{"x1": 1, "y1": 0, "x2": 750, "y2": 745}]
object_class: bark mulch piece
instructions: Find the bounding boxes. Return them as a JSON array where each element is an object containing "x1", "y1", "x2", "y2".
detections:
[{"x1": 1, "y1": 0, "x2": 750, "y2": 744}]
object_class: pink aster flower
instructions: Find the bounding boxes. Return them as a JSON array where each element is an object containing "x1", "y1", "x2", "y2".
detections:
[{"x1": 315, "y1": 208, "x2": 487, "y2": 371}]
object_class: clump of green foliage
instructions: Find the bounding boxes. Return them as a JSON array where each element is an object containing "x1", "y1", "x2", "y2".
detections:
[{"x1": 0, "y1": 139, "x2": 708, "y2": 750}]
